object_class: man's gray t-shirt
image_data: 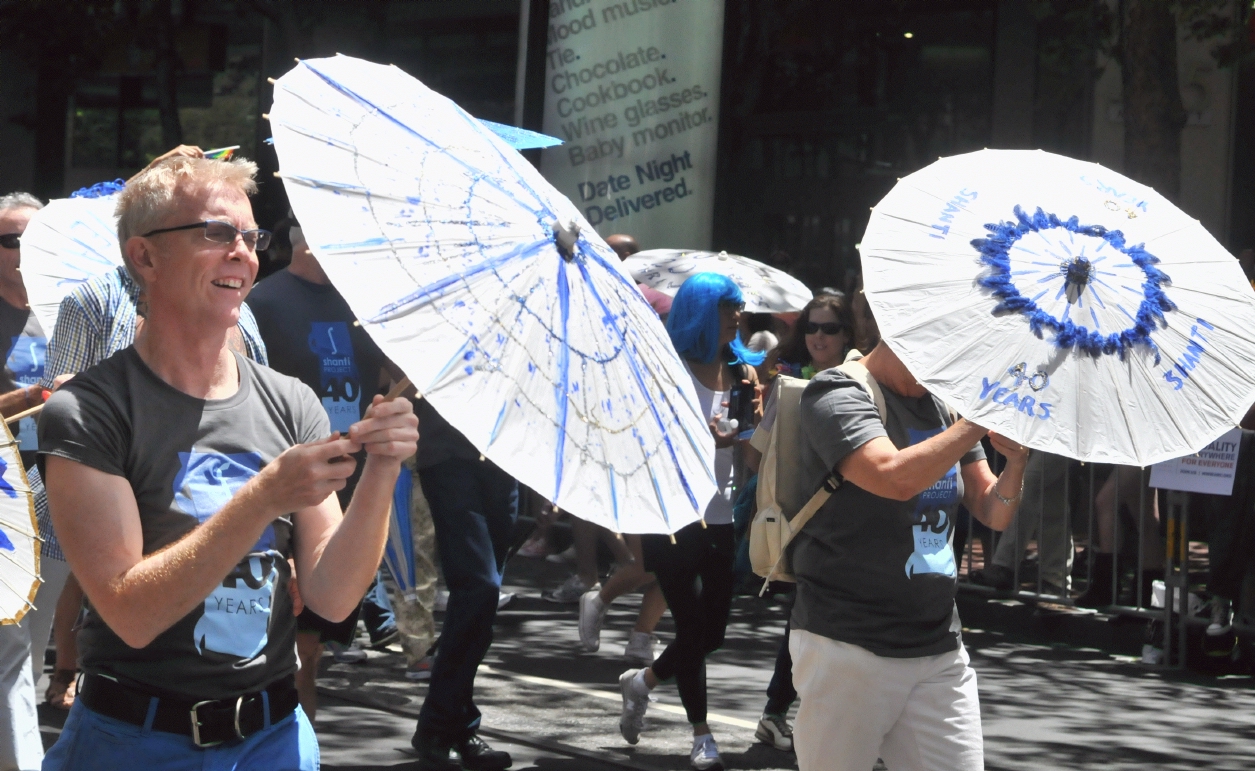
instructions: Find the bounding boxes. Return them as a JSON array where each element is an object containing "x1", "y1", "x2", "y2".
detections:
[
  {"x1": 791, "y1": 368, "x2": 985, "y2": 658},
  {"x1": 38, "y1": 347, "x2": 329, "y2": 699}
]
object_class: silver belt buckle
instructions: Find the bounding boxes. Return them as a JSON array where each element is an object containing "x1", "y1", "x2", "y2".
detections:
[
  {"x1": 189, "y1": 696, "x2": 245, "y2": 747},
  {"x1": 233, "y1": 695, "x2": 247, "y2": 741}
]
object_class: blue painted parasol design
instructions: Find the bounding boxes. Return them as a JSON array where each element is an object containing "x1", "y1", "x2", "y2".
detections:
[
  {"x1": 383, "y1": 470, "x2": 416, "y2": 600},
  {"x1": 0, "y1": 419, "x2": 39, "y2": 625},
  {"x1": 269, "y1": 55, "x2": 716, "y2": 533}
]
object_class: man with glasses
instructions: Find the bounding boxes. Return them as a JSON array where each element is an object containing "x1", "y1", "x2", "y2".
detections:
[
  {"x1": 36, "y1": 147, "x2": 271, "y2": 716},
  {"x1": 38, "y1": 155, "x2": 418, "y2": 769}
]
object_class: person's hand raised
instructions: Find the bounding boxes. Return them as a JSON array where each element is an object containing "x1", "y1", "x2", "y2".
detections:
[
  {"x1": 988, "y1": 432, "x2": 1030, "y2": 464},
  {"x1": 709, "y1": 414, "x2": 738, "y2": 449},
  {"x1": 253, "y1": 433, "x2": 361, "y2": 517},
  {"x1": 348, "y1": 394, "x2": 419, "y2": 462}
]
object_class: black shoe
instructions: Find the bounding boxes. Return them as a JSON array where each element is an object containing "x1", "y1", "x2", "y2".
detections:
[
  {"x1": 971, "y1": 564, "x2": 1014, "y2": 590},
  {"x1": 368, "y1": 625, "x2": 401, "y2": 650},
  {"x1": 1075, "y1": 552, "x2": 1115, "y2": 608},
  {"x1": 458, "y1": 734, "x2": 512, "y2": 770},
  {"x1": 410, "y1": 730, "x2": 460, "y2": 771}
]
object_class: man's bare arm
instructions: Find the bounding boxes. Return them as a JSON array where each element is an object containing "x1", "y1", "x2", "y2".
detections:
[
  {"x1": 837, "y1": 419, "x2": 988, "y2": 501},
  {"x1": 46, "y1": 433, "x2": 361, "y2": 649}
]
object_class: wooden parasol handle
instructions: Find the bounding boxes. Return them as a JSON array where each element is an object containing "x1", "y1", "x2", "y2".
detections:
[
  {"x1": 4, "y1": 403, "x2": 42, "y2": 426},
  {"x1": 385, "y1": 377, "x2": 412, "y2": 401}
]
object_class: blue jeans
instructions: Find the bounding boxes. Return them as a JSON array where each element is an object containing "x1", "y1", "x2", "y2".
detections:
[
  {"x1": 765, "y1": 620, "x2": 797, "y2": 716},
  {"x1": 417, "y1": 457, "x2": 518, "y2": 743},
  {"x1": 42, "y1": 701, "x2": 317, "y2": 770}
]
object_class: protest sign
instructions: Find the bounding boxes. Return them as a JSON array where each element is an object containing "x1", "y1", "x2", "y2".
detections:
[{"x1": 1149, "y1": 427, "x2": 1242, "y2": 495}]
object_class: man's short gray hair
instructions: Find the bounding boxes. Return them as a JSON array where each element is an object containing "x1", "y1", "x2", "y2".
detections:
[
  {"x1": 0, "y1": 192, "x2": 43, "y2": 212},
  {"x1": 115, "y1": 156, "x2": 259, "y2": 288}
]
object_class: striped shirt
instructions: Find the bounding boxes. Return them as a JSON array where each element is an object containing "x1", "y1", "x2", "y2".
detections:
[{"x1": 34, "y1": 266, "x2": 269, "y2": 561}]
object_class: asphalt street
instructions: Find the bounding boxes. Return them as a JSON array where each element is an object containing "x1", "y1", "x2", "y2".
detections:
[{"x1": 36, "y1": 554, "x2": 1255, "y2": 770}]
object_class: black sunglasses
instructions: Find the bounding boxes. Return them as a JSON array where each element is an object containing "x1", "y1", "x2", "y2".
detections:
[
  {"x1": 0, "y1": 234, "x2": 19, "y2": 250},
  {"x1": 143, "y1": 220, "x2": 272, "y2": 252},
  {"x1": 805, "y1": 321, "x2": 844, "y2": 336},
  {"x1": 718, "y1": 299, "x2": 746, "y2": 313}
]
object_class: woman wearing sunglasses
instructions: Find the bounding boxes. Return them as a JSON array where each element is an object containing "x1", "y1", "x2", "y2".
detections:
[{"x1": 775, "y1": 294, "x2": 855, "y2": 380}]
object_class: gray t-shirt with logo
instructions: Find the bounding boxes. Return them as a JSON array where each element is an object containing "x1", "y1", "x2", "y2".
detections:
[
  {"x1": 791, "y1": 368, "x2": 985, "y2": 658},
  {"x1": 38, "y1": 347, "x2": 328, "y2": 698}
]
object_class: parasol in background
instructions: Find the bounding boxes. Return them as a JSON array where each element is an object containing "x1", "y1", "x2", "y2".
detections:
[
  {"x1": 382, "y1": 469, "x2": 417, "y2": 601},
  {"x1": 859, "y1": 148, "x2": 1255, "y2": 466},
  {"x1": 625, "y1": 249, "x2": 813, "y2": 313},
  {"x1": 19, "y1": 185, "x2": 125, "y2": 339},
  {"x1": 269, "y1": 55, "x2": 716, "y2": 535},
  {"x1": 0, "y1": 418, "x2": 39, "y2": 625}
]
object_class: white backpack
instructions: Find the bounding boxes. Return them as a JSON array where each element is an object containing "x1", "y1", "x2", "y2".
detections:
[{"x1": 748, "y1": 359, "x2": 886, "y2": 593}]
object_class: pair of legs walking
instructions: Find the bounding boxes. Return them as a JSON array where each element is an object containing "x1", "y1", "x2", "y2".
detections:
[
  {"x1": 621, "y1": 522, "x2": 735, "y2": 769},
  {"x1": 790, "y1": 629, "x2": 983, "y2": 771},
  {"x1": 412, "y1": 457, "x2": 517, "y2": 770},
  {"x1": 579, "y1": 533, "x2": 667, "y2": 661}
]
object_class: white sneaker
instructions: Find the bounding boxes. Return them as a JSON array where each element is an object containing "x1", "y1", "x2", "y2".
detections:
[
  {"x1": 579, "y1": 590, "x2": 609, "y2": 651},
  {"x1": 618, "y1": 669, "x2": 648, "y2": 745},
  {"x1": 543, "y1": 574, "x2": 598, "y2": 604},
  {"x1": 754, "y1": 713, "x2": 793, "y2": 751},
  {"x1": 623, "y1": 631, "x2": 658, "y2": 665},
  {"x1": 546, "y1": 545, "x2": 577, "y2": 564},
  {"x1": 690, "y1": 733, "x2": 723, "y2": 770}
]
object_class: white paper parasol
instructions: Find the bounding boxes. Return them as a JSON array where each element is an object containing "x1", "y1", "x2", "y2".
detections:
[
  {"x1": 860, "y1": 149, "x2": 1255, "y2": 466},
  {"x1": 269, "y1": 55, "x2": 716, "y2": 534},
  {"x1": 625, "y1": 249, "x2": 813, "y2": 313},
  {"x1": 0, "y1": 418, "x2": 39, "y2": 625},
  {"x1": 19, "y1": 189, "x2": 123, "y2": 339}
]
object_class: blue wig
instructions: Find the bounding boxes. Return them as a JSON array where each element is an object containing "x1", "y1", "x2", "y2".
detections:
[{"x1": 665, "y1": 272, "x2": 765, "y2": 366}]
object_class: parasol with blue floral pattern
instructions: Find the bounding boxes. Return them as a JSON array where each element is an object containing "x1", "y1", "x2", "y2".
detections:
[{"x1": 859, "y1": 149, "x2": 1255, "y2": 465}]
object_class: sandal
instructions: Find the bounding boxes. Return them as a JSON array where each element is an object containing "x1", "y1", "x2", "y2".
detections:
[{"x1": 45, "y1": 669, "x2": 77, "y2": 711}]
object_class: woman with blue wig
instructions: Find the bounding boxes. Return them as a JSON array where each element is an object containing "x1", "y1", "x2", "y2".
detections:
[{"x1": 618, "y1": 272, "x2": 763, "y2": 771}]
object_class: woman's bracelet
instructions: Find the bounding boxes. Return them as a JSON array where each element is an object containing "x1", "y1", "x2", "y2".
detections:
[{"x1": 992, "y1": 479, "x2": 1022, "y2": 506}]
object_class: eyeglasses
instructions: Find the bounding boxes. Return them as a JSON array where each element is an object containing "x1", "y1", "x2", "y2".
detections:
[
  {"x1": 0, "y1": 234, "x2": 19, "y2": 250},
  {"x1": 142, "y1": 220, "x2": 272, "y2": 252},
  {"x1": 718, "y1": 299, "x2": 745, "y2": 313},
  {"x1": 805, "y1": 321, "x2": 844, "y2": 336}
]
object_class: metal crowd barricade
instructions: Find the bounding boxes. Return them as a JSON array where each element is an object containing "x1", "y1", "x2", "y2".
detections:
[{"x1": 956, "y1": 457, "x2": 1209, "y2": 671}]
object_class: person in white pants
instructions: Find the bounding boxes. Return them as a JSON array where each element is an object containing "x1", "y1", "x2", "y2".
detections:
[{"x1": 788, "y1": 341, "x2": 1027, "y2": 770}]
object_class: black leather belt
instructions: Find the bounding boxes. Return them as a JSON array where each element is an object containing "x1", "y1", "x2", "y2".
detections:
[{"x1": 79, "y1": 672, "x2": 299, "y2": 747}]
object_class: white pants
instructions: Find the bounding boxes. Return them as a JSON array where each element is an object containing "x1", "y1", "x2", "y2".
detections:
[
  {"x1": 0, "y1": 557, "x2": 72, "y2": 771},
  {"x1": 790, "y1": 628, "x2": 984, "y2": 771}
]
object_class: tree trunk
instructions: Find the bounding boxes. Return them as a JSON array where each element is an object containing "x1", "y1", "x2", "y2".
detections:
[
  {"x1": 154, "y1": 0, "x2": 183, "y2": 150},
  {"x1": 1121, "y1": 0, "x2": 1185, "y2": 201}
]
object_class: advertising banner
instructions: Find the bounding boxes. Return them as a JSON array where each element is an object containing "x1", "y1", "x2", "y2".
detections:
[{"x1": 541, "y1": 0, "x2": 725, "y2": 250}]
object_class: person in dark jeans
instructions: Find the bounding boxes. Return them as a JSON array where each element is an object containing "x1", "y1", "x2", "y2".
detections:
[
  {"x1": 757, "y1": 622, "x2": 796, "y2": 751},
  {"x1": 411, "y1": 400, "x2": 517, "y2": 771}
]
